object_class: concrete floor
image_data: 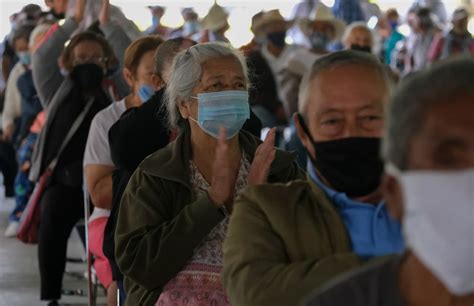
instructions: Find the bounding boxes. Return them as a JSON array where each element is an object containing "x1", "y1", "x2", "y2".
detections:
[{"x1": 0, "y1": 187, "x2": 106, "y2": 306}]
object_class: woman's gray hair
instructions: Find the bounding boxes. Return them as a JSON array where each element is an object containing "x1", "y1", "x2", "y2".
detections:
[
  {"x1": 298, "y1": 50, "x2": 392, "y2": 116},
  {"x1": 164, "y1": 42, "x2": 249, "y2": 129},
  {"x1": 342, "y1": 21, "x2": 374, "y2": 47},
  {"x1": 383, "y1": 57, "x2": 474, "y2": 170}
]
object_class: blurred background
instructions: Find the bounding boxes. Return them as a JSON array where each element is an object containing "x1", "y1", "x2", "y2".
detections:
[{"x1": 2, "y1": 0, "x2": 473, "y2": 47}]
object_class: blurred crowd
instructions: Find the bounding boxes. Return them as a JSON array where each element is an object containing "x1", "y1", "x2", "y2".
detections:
[{"x1": 0, "y1": 1, "x2": 472, "y2": 306}]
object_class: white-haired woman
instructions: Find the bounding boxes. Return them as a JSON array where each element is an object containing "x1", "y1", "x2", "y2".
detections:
[{"x1": 115, "y1": 42, "x2": 303, "y2": 306}]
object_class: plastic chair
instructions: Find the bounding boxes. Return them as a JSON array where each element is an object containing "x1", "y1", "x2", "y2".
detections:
[{"x1": 83, "y1": 184, "x2": 98, "y2": 306}]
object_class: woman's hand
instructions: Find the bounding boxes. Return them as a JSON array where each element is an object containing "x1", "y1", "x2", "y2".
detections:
[
  {"x1": 207, "y1": 128, "x2": 240, "y2": 207},
  {"x1": 247, "y1": 127, "x2": 276, "y2": 185},
  {"x1": 99, "y1": 0, "x2": 110, "y2": 25},
  {"x1": 74, "y1": 0, "x2": 86, "y2": 24}
]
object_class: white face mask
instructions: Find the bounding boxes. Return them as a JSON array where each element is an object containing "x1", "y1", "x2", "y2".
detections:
[{"x1": 386, "y1": 165, "x2": 474, "y2": 296}]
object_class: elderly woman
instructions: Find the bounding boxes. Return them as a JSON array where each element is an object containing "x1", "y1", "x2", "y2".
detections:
[
  {"x1": 342, "y1": 22, "x2": 375, "y2": 53},
  {"x1": 115, "y1": 42, "x2": 303, "y2": 306}
]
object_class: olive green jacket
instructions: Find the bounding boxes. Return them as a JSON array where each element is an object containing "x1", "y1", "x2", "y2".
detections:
[
  {"x1": 223, "y1": 178, "x2": 362, "y2": 306},
  {"x1": 115, "y1": 127, "x2": 304, "y2": 305}
]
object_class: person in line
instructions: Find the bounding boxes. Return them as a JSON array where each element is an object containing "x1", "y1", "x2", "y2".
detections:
[
  {"x1": 332, "y1": 0, "x2": 365, "y2": 26},
  {"x1": 404, "y1": 7, "x2": 440, "y2": 73},
  {"x1": 194, "y1": 3, "x2": 230, "y2": 43},
  {"x1": 144, "y1": 6, "x2": 171, "y2": 38},
  {"x1": 115, "y1": 42, "x2": 304, "y2": 306},
  {"x1": 246, "y1": 9, "x2": 298, "y2": 127},
  {"x1": 169, "y1": 8, "x2": 201, "y2": 39},
  {"x1": 2, "y1": 24, "x2": 35, "y2": 144},
  {"x1": 378, "y1": 8, "x2": 405, "y2": 66},
  {"x1": 240, "y1": 11, "x2": 265, "y2": 56},
  {"x1": 428, "y1": 8, "x2": 474, "y2": 62},
  {"x1": 4, "y1": 22, "x2": 52, "y2": 238},
  {"x1": 303, "y1": 57, "x2": 474, "y2": 306},
  {"x1": 84, "y1": 35, "x2": 163, "y2": 306},
  {"x1": 29, "y1": 0, "x2": 129, "y2": 304},
  {"x1": 104, "y1": 37, "x2": 196, "y2": 304},
  {"x1": 342, "y1": 22, "x2": 374, "y2": 53},
  {"x1": 223, "y1": 51, "x2": 404, "y2": 306}
]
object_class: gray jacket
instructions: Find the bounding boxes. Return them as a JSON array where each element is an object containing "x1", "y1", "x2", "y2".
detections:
[{"x1": 30, "y1": 18, "x2": 131, "y2": 181}]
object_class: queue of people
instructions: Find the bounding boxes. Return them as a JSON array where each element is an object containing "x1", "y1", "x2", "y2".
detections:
[{"x1": 0, "y1": 1, "x2": 472, "y2": 306}]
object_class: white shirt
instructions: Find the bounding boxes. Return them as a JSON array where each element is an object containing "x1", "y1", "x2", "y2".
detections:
[
  {"x1": 84, "y1": 99, "x2": 127, "y2": 222},
  {"x1": 2, "y1": 62, "x2": 25, "y2": 131},
  {"x1": 261, "y1": 44, "x2": 303, "y2": 102}
]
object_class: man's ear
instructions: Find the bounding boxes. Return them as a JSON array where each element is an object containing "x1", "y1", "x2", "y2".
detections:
[
  {"x1": 382, "y1": 173, "x2": 404, "y2": 221},
  {"x1": 293, "y1": 113, "x2": 316, "y2": 160},
  {"x1": 122, "y1": 68, "x2": 135, "y2": 89},
  {"x1": 151, "y1": 74, "x2": 164, "y2": 91}
]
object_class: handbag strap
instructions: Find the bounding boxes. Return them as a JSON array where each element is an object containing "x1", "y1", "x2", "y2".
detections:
[{"x1": 47, "y1": 96, "x2": 95, "y2": 171}]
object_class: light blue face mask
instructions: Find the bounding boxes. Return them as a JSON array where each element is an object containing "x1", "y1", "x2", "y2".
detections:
[
  {"x1": 183, "y1": 21, "x2": 200, "y2": 36},
  {"x1": 189, "y1": 90, "x2": 250, "y2": 139},
  {"x1": 138, "y1": 84, "x2": 154, "y2": 103},
  {"x1": 18, "y1": 51, "x2": 31, "y2": 66}
]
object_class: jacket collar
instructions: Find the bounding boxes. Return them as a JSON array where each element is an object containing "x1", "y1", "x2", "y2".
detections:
[{"x1": 140, "y1": 123, "x2": 297, "y2": 189}]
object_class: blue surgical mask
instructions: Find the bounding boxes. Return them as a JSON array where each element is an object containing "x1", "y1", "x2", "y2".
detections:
[
  {"x1": 189, "y1": 90, "x2": 250, "y2": 139},
  {"x1": 138, "y1": 84, "x2": 154, "y2": 103},
  {"x1": 183, "y1": 20, "x2": 200, "y2": 36},
  {"x1": 18, "y1": 51, "x2": 31, "y2": 66},
  {"x1": 152, "y1": 16, "x2": 160, "y2": 27}
]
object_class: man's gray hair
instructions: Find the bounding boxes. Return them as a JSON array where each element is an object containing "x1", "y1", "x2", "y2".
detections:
[
  {"x1": 383, "y1": 57, "x2": 474, "y2": 169},
  {"x1": 164, "y1": 42, "x2": 249, "y2": 129},
  {"x1": 298, "y1": 50, "x2": 391, "y2": 115}
]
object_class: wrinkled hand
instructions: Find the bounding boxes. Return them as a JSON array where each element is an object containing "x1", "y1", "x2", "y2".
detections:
[
  {"x1": 74, "y1": 0, "x2": 86, "y2": 23},
  {"x1": 99, "y1": 0, "x2": 110, "y2": 25},
  {"x1": 247, "y1": 127, "x2": 276, "y2": 185},
  {"x1": 208, "y1": 128, "x2": 240, "y2": 208}
]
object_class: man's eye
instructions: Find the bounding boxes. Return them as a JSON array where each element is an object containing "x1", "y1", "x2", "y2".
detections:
[{"x1": 322, "y1": 119, "x2": 342, "y2": 125}]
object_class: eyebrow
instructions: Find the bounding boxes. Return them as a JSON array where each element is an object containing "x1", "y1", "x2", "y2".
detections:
[
  {"x1": 203, "y1": 75, "x2": 245, "y2": 83},
  {"x1": 316, "y1": 104, "x2": 381, "y2": 116}
]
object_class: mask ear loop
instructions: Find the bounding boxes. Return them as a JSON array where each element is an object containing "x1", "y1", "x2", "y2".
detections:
[
  {"x1": 297, "y1": 113, "x2": 316, "y2": 145},
  {"x1": 297, "y1": 113, "x2": 321, "y2": 168}
]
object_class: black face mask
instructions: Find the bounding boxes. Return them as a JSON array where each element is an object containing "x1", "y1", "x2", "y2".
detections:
[
  {"x1": 267, "y1": 31, "x2": 287, "y2": 48},
  {"x1": 350, "y1": 44, "x2": 372, "y2": 53},
  {"x1": 298, "y1": 114, "x2": 383, "y2": 197},
  {"x1": 70, "y1": 63, "x2": 105, "y2": 93}
]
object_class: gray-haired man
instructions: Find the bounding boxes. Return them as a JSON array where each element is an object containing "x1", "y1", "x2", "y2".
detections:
[
  {"x1": 223, "y1": 51, "x2": 405, "y2": 306},
  {"x1": 302, "y1": 58, "x2": 474, "y2": 306}
]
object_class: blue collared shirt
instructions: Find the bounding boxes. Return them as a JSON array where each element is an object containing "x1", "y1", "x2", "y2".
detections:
[{"x1": 307, "y1": 161, "x2": 405, "y2": 259}]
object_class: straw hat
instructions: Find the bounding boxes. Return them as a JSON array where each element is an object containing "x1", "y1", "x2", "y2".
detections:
[
  {"x1": 201, "y1": 3, "x2": 229, "y2": 31},
  {"x1": 452, "y1": 7, "x2": 469, "y2": 22},
  {"x1": 299, "y1": 3, "x2": 346, "y2": 41},
  {"x1": 253, "y1": 10, "x2": 293, "y2": 34}
]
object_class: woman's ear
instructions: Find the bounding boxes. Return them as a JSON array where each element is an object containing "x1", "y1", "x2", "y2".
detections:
[
  {"x1": 151, "y1": 74, "x2": 164, "y2": 91},
  {"x1": 177, "y1": 100, "x2": 191, "y2": 120},
  {"x1": 122, "y1": 68, "x2": 135, "y2": 89}
]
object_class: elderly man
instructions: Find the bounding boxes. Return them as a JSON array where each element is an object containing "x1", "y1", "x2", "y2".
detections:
[
  {"x1": 223, "y1": 51, "x2": 404, "y2": 306},
  {"x1": 247, "y1": 9, "x2": 298, "y2": 127},
  {"x1": 303, "y1": 57, "x2": 474, "y2": 306}
]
